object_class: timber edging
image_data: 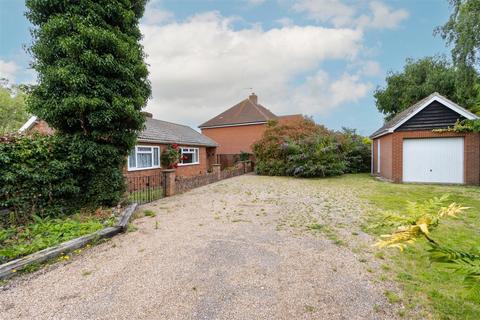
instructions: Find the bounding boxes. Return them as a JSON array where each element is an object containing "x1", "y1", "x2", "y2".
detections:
[{"x1": 0, "y1": 203, "x2": 138, "y2": 280}]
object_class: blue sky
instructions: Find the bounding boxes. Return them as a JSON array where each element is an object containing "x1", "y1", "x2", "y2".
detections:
[{"x1": 0, "y1": 0, "x2": 453, "y2": 135}]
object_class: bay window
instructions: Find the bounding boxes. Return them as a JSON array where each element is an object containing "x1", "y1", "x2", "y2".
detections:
[{"x1": 128, "y1": 146, "x2": 160, "y2": 171}]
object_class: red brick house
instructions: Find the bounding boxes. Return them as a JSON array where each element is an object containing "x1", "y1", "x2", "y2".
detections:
[
  {"x1": 19, "y1": 114, "x2": 218, "y2": 178},
  {"x1": 199, "y1": 93, "x2": 302, "y2": 165},
  {"x1": 370, "y1": 92, "x2": 479, "y2": 185}
]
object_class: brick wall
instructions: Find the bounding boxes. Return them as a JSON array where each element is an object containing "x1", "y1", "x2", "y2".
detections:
[
  {"x1": 201, "y1": 123, "x2": 267, "y2": 154},
  {"x1": 374, "y1": 131, "x2": 480, "y2": 185},
  {"x1": 30, "y1": 120, "x2": 55, "y2": 135},
  {"x1": 372, "y1": 134, "x2": 393, "y2": 180}
]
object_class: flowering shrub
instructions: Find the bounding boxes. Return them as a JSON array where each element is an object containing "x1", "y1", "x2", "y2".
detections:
[
  {"x1": 252, "y1": 118, "x2": 370, "y2": 177},
  {"x1": 161, "y1": 144, "x2": 182, "y2": 168}
]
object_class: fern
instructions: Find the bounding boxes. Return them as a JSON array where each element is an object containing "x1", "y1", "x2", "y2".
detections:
[
  {"x1": 374, "y1": 196, "x2": 468, "y2": 251},
  {"x1": 428, "y1": 244, "x2": 480, "y2": 292},
  {"x1": 373, "y1": 196, "x2": 479, "y2": 291}
]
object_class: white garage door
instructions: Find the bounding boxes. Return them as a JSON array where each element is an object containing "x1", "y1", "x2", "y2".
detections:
[{"x1": 403, "y1": 137, "x2": 464, "y2": 184}]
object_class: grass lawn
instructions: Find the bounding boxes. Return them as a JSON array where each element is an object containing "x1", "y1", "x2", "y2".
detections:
[{"x1": 328, "y1": 174, "x2": 480, "y2": 319}]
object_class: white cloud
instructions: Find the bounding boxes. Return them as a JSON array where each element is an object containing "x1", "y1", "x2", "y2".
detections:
[
  {"x1": 293, "y1": 0, "x2": 409, "y2": 30},
  {"x1": 0, "y1": 59, "x2": 19, "y2": 82},
  {"x1": 142, "y1": 0, "x2": 173, "y2": 25},
  {"x1": 293, "y1": 0, "x2": 355, "y2": 27},
  {"x1": 140, "y1": 11, "x2": 369, "y2": 127},
  {"x1": 289, "y1": 71, "x2": 371, "y2": 114},
  {"x1": 357, "y1": 1, "x2": 409, "y2": 29}
]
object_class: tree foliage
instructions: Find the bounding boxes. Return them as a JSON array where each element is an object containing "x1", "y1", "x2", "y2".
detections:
[
  {"x1": 25, "y1": 0, "x2": 151, "y2": 149},
  {"x1": 252, "y1": 118, "x2": 370, "y2": 177},
  {"x1": 22, "y1": 0, "x2": 151, "y2": 209},
  {"x1": 0, "y1": 79, "x2": 29, "y2": 135},
  {"x1": 436, "y1": 0, "x2": 480, "y2": 115},
  {"x1": 374, "y1": 56, "x2": 480, "y2": 120}
]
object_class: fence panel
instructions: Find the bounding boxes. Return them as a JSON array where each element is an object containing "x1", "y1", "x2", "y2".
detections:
[{"x1": 126, "y1": 173, "x2": 164, "y2": 204}]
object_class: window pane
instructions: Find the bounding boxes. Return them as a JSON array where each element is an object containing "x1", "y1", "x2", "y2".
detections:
[
  {"x1": 137, "y1": 153, "x2": 152, "y2": 168},
  {"x1": 194, "y1": 149, "x2": 199, "y2": 163},
  {"x1": 182, "y1": 152, "x2": 193, "y2": 164},
  {"x1": 138, "y1": 147, "x2": 151, "y2": 152},
  {"x1": 153, "y1": 148, "x2": 159, "y2": 166},
  {"x1": 128, "y1": 149, "x2": 136, "y2": 168}
]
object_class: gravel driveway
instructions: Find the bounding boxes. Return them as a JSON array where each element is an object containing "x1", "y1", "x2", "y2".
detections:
[{"x1": 0, "y1": 174, "x2": 400, "y2": 319}]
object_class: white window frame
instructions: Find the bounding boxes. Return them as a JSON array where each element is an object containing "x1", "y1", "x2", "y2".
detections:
[
  {"x1": 178, "y1": 147, "x2": 200, "y2": 166},
  {"x1": 127, "y1": 145, "x2": 161, "y2": 171}
]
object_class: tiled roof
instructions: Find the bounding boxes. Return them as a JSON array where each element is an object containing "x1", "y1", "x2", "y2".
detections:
[
  {"x1": 199, "y1": 95, "x2": 278, "y2": 128},
  {"x1": 370, "y1": 92, "x2": 477, "y2": 138},
  {"x1": 139, "y1": 118, "x2": 218, "y2": 147}
]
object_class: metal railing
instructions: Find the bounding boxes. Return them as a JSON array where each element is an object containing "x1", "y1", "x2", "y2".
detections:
[{"x1": 125, "y1": 173, "x2": 164, "y2": 204}]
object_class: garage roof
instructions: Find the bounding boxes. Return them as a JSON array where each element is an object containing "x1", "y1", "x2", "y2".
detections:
[{"x1": 370, "y1": 92, "x2": 479, "y2": 139}]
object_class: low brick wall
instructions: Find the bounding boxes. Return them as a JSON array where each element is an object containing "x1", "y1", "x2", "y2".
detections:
[{"x1": 174, "y1": 161, "x2": 252, "y2": 195}]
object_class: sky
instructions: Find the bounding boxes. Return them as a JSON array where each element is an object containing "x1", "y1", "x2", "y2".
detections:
[{"x1": 0, "y1": 0, "x2": 454, "y2": 135}]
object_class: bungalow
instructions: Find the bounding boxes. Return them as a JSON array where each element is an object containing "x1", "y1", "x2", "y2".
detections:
[
  {"x1": 19, "y1": 113, "x2": 218, "y2": 178},
  {"x1": 199, "y1": 93, "x2": 302, "y2": 166},
  {"x1": 370, "y1": 92, "x2": 479, "y2": 185}
]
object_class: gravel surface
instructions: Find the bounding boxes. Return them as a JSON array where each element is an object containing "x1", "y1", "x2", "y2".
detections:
[{"x1": 0, "y1": 174, "x2": 401, "y2": 319}]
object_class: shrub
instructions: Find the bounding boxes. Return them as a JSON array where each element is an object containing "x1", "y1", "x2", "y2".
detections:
[
  {"x1": 239, "y1": 151, "x2": 251, "y2": 162},
  {"x1": 161, "y1": 144, "x2": 181, "y2": 168},
  {"x1": 252, "y1": 119, "x2": 371, "y2": 177},
  {"x1": 338, "y1": 128, "x2": 371, "y2": 173},
  {"x1": 0, "y1": 133, "x2": 127, "y2": 224}
]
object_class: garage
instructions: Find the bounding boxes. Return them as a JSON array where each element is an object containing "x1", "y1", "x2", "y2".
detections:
[
  {"x1": 370, "y1": 92, "x2": 479, "y2": 185},
  {"x1": 403, "y1": 137, "x2": 464, "y2": 184}
]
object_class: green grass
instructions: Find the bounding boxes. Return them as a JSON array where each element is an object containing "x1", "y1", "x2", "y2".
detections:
[
  {"x1": 128, "y1": 188, "x2": 163, "y2": 204},
  {"x1": 143, "y1": 209, "x2": 156, "y2": 217},
  {"x1": 0, "y1": 217, "x2": 105, "y2": 264},
  {"x1": 327, "y1": 174, "x2": 480, "y2": 320}
]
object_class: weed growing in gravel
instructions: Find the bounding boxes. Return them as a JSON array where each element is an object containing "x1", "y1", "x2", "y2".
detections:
[
  {"x1": 385, "y1": 291, "x2": 401, "y2": 304},
  {"x1": 127, "y1": 225, "x2": 138, "y2": 233},
  {"x1": 143, "y1": 210, "x2": 156, "y2": 217},
  {"x1": 82, "y1": 271, "x2": 92, "y2": 276}
]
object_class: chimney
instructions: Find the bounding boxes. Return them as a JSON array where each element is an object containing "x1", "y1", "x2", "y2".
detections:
[
  {"x1": 249, "y1": 92, "x2": 258, "y2": 104},
  {"x1": 141, "y1": 111, "x2": 153, "y2": 118}
]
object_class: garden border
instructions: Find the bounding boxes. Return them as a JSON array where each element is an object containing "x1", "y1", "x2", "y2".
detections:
[{"x1": 0, "y1": 203, "x2": 137, "y2": 280}]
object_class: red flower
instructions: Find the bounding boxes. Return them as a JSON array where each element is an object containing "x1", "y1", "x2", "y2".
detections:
[
  {"x1": 181, "y1": 155, "x2": 187, "y2": 160},
  {"x1": 173, "y1": 163, "x2": 178, "y2": 168},
  {"x1": 172, "y1": 143, "x2": 178, "y2": 149}
]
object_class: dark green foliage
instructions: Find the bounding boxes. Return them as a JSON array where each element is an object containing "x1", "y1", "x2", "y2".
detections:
[
  {"x1": 16, "y1": 0, "x2": 151, "y2": 214},
  {"x1": 252, "y1": 119, "x2": 369, "y2": 178},
  {"x1": 0, "y1": 134, "x2": 79, "y2": 223},
  {"x1": 374, "y1": 56, "x2": 480, "y2": 120},
  {"x1": 0, "y1": 134, "x2": 126, "y2": 224},
  {"x1": 338, "y1": 128, "x2": 371, "y2": 174},
  {"x1": 25, "y1": 0, "x2": 151, "y2": 149},
  {"x1": 239, "y1": 151, "x2": 251, "y2": 162}
]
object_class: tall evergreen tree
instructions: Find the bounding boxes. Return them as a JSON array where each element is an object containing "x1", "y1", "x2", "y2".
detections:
[{"x1": 25, "y1": 0, "x2": 151, "y2": 206}]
